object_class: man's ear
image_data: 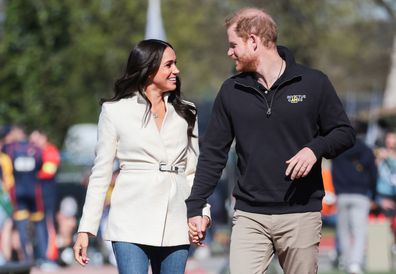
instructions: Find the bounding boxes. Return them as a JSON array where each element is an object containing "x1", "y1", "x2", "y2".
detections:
[{"x1": 248, "y1": 34, "x2": 259, "y2": 51}]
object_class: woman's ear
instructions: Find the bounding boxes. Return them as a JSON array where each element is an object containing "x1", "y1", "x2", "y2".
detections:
[{"x1": 146, "y1": 73, "x2": 154, "y2": 84}]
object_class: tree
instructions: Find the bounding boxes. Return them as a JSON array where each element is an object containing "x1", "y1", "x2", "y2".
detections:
[
  {"x1": 0, "y1": 0, "x2": 147, "y2": 144},
  {"x1": 0, "y1": 0, "x2": 394, "y2": 143},
  {"x1": 0, "y1": 0, "x2": 230, "y2": 144},
  {"x1": 373, "y1": 0, "x2": 396, "y2": 108},
  {"x1": 225, "y1": 0, "x2": 394, "y2": 95}
]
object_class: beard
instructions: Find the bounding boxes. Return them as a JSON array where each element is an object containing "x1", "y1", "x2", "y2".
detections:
[{"x1": 235, "y1": 55, "x2": 258, "y2": 72}]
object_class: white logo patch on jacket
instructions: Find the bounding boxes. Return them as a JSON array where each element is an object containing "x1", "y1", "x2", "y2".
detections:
[{"x1": 287, "y1": 95, "x2": 306, "y2": 104}]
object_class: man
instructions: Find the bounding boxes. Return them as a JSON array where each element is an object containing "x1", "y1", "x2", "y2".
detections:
[
  {"x1": 30, "y1": 129, "x2": 61, "y2": 265},
  {"x1": 331, "y1": 128, "x2": 377, "y2": 274},
  {"x1": 186, "y1": 8, "x2": 355, "y2": 274},
  {"x1": 2, "y1": 126, "x2": 47, "y2": 264}
]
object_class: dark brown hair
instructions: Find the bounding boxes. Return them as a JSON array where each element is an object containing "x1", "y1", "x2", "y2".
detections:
[{"x1": 102, "y1": 39, "x2": 197, "y2": 138}]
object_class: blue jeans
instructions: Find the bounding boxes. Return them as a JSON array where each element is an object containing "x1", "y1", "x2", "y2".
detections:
[{"x1": 112, "y1": 242, "x2": 189, "y2": 274}]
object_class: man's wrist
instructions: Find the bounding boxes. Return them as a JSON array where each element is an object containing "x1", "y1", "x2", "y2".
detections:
[{"x1": 187, "y1": 207, "x2": 204, "y2": 218}]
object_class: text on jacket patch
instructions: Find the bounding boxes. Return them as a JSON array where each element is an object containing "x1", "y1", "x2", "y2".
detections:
[{"x1": 287, "y1": 95, "x2": 306, "y2": 104}]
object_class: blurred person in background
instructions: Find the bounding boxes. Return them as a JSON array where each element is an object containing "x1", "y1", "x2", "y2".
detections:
[
  {"x1": 56, "y1": 196, "x2": 78, "y2": 266},
  {"x1": 0, "y1": 126, "x2": 15, "y2": 264},
  {"x1": 29, "y1": 129, "x2": 61, "y2": 267},
  {"x1": 186, "y1": 7, "x2": 355, "y2": 274},
  {"x1": 321, "y1": 161, "x2": 337, "y2": 228},
  {"x1": 331, "y1": 125, "x2": 378, "y2": 274},
  {"x1": 2, "y1": 126, "x2": 49, "y2": 267},
  {"x1": 73, "y1": 39, "x2": 210, "y2": 274},
  {"x1": 376, "y1": 130, "x2": 396, "y2": 252},
  {"x1": 321, "y1": 160, "x2": 340, "y2": 268}
]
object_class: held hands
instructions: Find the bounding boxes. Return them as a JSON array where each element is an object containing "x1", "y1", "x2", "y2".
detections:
[
  {"x1": 285, "y1": 147, "x2": 317, "y2": 180},
  {"x1": 73, "y1": 232, "x2": 90, "y2": 266},
  {"x1": 188, "y1": 215, "x2": 211, "y2": 246}
]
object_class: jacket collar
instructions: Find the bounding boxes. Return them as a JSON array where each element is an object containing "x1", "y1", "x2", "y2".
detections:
[
  {"x1": 136, "y1": 91, "x2": 171, "y2": 105},
  {"x1": 232, "y1": 46, "x2": 302, "y2": 89},
  {"x1": 277, "y1": 45, "x2": 302, "y2": 80}
]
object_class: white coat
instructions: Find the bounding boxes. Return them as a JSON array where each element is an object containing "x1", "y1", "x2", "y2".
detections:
[{"x1": 78, "y1": 93, "x2": 210, "y2": 246}]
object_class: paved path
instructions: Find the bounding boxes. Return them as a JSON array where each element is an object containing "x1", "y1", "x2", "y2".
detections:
[
  {"x1": 30, "y1": 257, "x2": 227, "y2": 274},
  {"x1": 29, "y1": 250, "x2": 334, "y2": 274},
  {"x1": 26, "y1": 233, "x2": 337, "y2": 274}
]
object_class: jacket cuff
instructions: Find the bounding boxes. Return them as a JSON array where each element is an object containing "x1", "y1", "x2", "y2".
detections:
[
  {"x1": 77, "y1": 222, "x2": 98, "y2": 237},
  {"x1": 305, "y1": 137, "x2": 328, "y2": 159},
  {"x1": 186, "y1": 199, "x2": 207, "y2": 218},
  {"x1": 202, "y1": 203, "x2": 211, "y2": 219}
]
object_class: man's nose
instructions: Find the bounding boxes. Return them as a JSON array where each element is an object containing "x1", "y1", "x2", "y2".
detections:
[{"x1": 227, "y1": 48, "x2": 233, "y2": 57}]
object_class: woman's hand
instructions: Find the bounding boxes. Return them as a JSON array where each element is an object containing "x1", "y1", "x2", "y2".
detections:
[
  {"x1": 188, "y1": 215, "x2": 211, "y2": 246},
  {"x1": 73, "y1": 232, "x2": 90, "y2": 266}
]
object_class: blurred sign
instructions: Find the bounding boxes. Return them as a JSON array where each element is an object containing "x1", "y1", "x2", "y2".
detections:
[{"x1": 62, "y1": 123, "x2": 97, "y2": 165}]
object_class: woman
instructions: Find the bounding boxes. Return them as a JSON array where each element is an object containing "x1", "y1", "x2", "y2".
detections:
[{"x1": 73, "y1": 39, "x2": 210, "y2": 274}]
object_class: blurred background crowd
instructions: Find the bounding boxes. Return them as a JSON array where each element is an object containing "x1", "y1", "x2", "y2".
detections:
[{"x1": 1, "y1": 0, "x2": 396, "y2": 273}]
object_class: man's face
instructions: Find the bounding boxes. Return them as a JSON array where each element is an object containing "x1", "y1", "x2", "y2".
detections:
[
  {"x1": 226, "y1": 26, "x2": 257, "y2": 72},
  {"x1": 29, "y1": 130, "x2": 47, "y2": 148}
]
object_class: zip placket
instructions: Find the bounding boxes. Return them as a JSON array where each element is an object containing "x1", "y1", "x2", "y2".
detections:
[{"x1": 235, "y1": 76, "x2": 299, "y2": 118}]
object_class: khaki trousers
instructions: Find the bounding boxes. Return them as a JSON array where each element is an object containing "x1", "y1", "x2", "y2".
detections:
[{"x1": 230, "y1": 210, "x2": 322, "y2": 274}]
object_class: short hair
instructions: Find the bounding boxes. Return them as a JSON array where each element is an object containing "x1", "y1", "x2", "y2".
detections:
[
  {"x1": 0, "y1": 125, "x2": 11, "y2": 140},
  {"x1": 225, "y1": 8, "x2": 278, "y2": 47}
]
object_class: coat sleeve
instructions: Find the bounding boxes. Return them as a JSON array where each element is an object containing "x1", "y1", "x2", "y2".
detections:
[
  {"x1": 78, "y1": 104, "x2": 117, "y2": 236},
  {"x1": 306, "y1": 75, "x2": 355, "y2": 159},
  {"x1": 185, "y1": 119, "x2": 199, "y2": 190},
  {"x1": 366, "y1": 148, "x2": 378, "y2": 201},
  {"x1": 38, "y1": 145, "x2": 61, "y2": 180}
]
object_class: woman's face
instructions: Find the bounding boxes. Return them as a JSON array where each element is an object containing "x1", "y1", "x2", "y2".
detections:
[{"x1": 151, "y1": 47, "x2": 179, "y2": 92}]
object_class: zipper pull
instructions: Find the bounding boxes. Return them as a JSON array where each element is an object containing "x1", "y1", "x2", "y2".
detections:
[{"x1": 266, "y1": 108, "x2": 272, "y2": 117}]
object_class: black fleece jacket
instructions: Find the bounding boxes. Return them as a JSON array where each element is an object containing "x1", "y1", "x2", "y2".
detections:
[{"x1": 186, "y1": 46, "x2": 355, "y2": 217}]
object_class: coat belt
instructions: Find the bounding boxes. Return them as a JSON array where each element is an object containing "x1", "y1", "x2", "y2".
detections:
[{"x1": 120, "y1": 163, "x2": 185, "y2": 173}]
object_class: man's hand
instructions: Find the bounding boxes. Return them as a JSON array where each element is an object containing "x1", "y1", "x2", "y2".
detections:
[
  {"x1": 188, "y1": 215, "x2": 210, "y2": 246},
  {"x1": 285, "y1": 147, "x2": 317, "y2": 180}
]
